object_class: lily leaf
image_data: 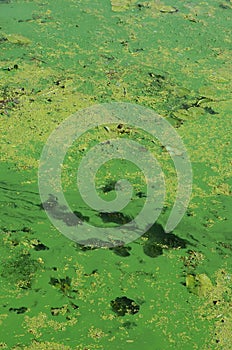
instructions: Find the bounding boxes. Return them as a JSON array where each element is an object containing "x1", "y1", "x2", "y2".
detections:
[{"x1": 186, "y1": 273, "x2": 213, "y2": 297}]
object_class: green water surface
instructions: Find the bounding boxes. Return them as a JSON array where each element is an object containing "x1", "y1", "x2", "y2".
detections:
[{"x1": 0, "y1": 0, "x2": 231, "y2": 349}]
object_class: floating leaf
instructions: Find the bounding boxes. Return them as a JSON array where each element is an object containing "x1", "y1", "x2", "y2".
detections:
[
  {"x1": 111, "y1": 0, "x2": 137, "y2": 12},
  {"x1": 159, "y1": 5, "x2": 178, "y2": 13},
  {"x1": 186, "y1": 273, "x2": 213, "y2": 297},
  {"x1": 0, "y1": 32, "x2": 31, "y2": 45}
]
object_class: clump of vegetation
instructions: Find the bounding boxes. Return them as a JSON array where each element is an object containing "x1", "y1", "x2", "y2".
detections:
[
  {"x1": 111, "y1": 296, "x2": 140, "y2": 316},
  {"x1": 0, "y1": 84, "x2": 23, "y2": 116},
  {"x1": 49, "y1": 276, "x2": 72, "y2": 296},
  {"x1": 0, "y1": 32, "x2": 31, "y2": 45},
  {"x1": 1, "y1": 251, "x2": 40, "y2": 289},
  {"x1": 196, "y1": 269, "x2": 232, "y2": 347},
  {"x1": 181, "y1": 249, "x2": 205, "y2": 273},
  {"x1": 181, "y1": 250, "x2": 211, "y2": 296}
]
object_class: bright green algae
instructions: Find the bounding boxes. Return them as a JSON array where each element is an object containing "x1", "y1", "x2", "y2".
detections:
[{"x1": 0, "y1": 0, "x2": 232, "y2": 349}]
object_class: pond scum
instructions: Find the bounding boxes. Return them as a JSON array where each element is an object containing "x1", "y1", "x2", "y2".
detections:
[{"x1": 0, "y1": 0, "x2": 231, "y2": 349}]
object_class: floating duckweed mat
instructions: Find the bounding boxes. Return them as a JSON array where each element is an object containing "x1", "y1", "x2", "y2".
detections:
[{"x1": 0, "y1": 0, "x2": 231, "y2": 349}]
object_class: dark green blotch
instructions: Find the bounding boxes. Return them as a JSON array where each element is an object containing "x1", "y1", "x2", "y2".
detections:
[
  {"x1": 136, "y1": 191, "x2": 146, "y2": 198},
  {"x1": 143, "y1": 242, "x2": 163, "y2": 258},
  {"x1": 145, "y1": 223, "x2": 188, "y2": 249},
  {"x1": 32, "y1": 241, "x2": 49, "y2": 251},
  {"x1": 111, "y1": 296, "x2": 140, "y2": 316},
  {"x1": 161, "y1": 232, "x2": 187, "y2": 248},
  {"x1": 99, "y1": 212, "x2": 131, "y2": 225},
  {"x1": 122, "y1": 321, "x2": 137, "y2": 329},
  {"x1": 1, "y1": 251, "x2": 39, "y2": 289},
  {"x1": 49, "y1": 276, "x2": 72, "y2": 295},
  {"x1": 204, "y1": 106, "x2": 218, "y2": 115},
  {"x1": 110, "y1": 246, "x2": 131, "y2": 257},
  {"x1": 73, "y1": 211, "x2": 89, "y2": 222},
  {"x1": 101, "y1": 180, "x2": 117, "y2": 193},
  {"x1": 9, "y1": 306, "x2": 27, "y2": 314}
]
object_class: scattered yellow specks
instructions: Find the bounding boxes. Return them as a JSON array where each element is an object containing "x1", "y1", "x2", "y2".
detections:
[
  {"x1": 1, "y1": 32, "x2": 31, "y2": 45},
  {"x1": 88, "y1": 326, "x2": 107, "y2": 339},
  {"x1": 111, "y1": 0, "x2": 137, "y2": 12}
]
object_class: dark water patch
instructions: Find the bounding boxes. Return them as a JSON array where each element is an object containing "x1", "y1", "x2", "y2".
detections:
[
  {"x1": 143, "y1": 242, "x2": 163, "y2": 258},
  {"x1": 110, "y1": 245, "x2": 131, "y2": 257},
  {"x1": 144, "y1": 223, "x2": 188, "y2": 250},
  {"x1": 101, "y1": 180, "x2": 118, "y2": 193},
  {"x1": 111, "y1": 296, "x2": 140, "y2": 316},
  {"x1": 32, "y1": 240, "x2": 49, "y2": 251},
  {"x1": 99, "y1": 211, "x2": 132, "y2": 225},
  {"x1": 9, "y1": 306, "x2": 27, "y2": 314},
  {"x1": 49, "y1": 276, "x2": 73, "y2": 296}
]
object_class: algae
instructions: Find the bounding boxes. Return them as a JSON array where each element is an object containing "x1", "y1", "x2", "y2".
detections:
[
  {"x1": 111, "y1": 0, "x2": 137, "y2": 12},
  {"x1": 0, "y1": 32, "x2": 31, "y2": 45},
  {"x1": 0, "y1": 0, "x2": 231, "y2": 349}
]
